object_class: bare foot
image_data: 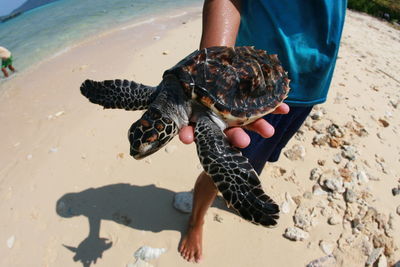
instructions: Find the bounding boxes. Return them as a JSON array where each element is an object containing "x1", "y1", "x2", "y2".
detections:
[{"x1": 179, "y1": 224, "x2": 203, "y2": 263}]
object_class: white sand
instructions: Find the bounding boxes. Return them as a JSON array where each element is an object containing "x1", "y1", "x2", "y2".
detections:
[{"x1": 0, "y1": 9, "x2": 399, "y2": 267}]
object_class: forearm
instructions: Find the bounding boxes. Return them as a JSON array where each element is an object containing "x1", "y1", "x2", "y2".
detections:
[{"x1": 200, "y1": 0, "x2": 241, "y2": 49}]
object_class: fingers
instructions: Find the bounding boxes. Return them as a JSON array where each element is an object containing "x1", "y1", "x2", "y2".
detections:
[
  {"x1": 179, "y1": 125, "x2": 195, "y2": 144},
  {"x1": 178, "y1": 103, "x2": 290, "y2": 147},
  {"x1": 179, "y1": 123, "x2": 252, "y2": 148},
  {"x1": 224, "y1": 127, "x2": 250, "y2": 148},
  {"x1": 244, "y1": 118, "x2": 275, "y2": 138},
  {"x1": 273, "y1": 103, "x2": 290, "y2": 114}
]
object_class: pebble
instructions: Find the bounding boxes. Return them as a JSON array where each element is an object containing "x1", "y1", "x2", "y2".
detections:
[
  {"x1": 294, "y1": 207, "x2": 312, "y2": 230},
  {"x1": 281, "y1": 201, "x2": 291, "y2": 214},
  {"x1": 306, "y1": 254, "x2": 336, "y2": 267},
  {"x1": 7, "y1": 235, "x2": 15, "y2": 249},
  {"x1": 344, "y1": 189, "x2": 357, "y2": 203},
  {"x1": 310, "y1": 168, "x2": 323, "y2": 181},
  {"x1": 283, "y1": 144, "x2": 306, "y2": 161},
  {"x1": 303, "y1": 191, "x2": 313, "y2": 199},
  {"x1": 49, "y1": 147, "x2": 58, "y2": 153},
  {"x1": 281, "y1": 192, "x2": 296, "y2": 214},
  {"x1": 283, "y1": 227, "x2": 309, "y2": 241},
  {"x1": 341, "y1": 145, "x2": 357, "y2": 161},
  {"x1": 311, "y1": 122, "x2": 326, "y2": 133},
  {"x1": 345, "y1": 121, "x2": 368, "y2": 137},
  {"x1": 213, "y1": 213, "x2": 223, "y2": 223},
  {"x1": 48, "y1": 111, "x2": 65, "y2": 120},
  {"x1": 271, "y1": 166, "x2": 287, "y2": 177},
  {"x1": 324, "y1": 178, "x2": 345, "y2": 193},
  {"x1": 55, "y1": 111, "x2": 65, "y2": 117},
  {"x1": 313, "y1": 184, "x2": 327, "y2": 196},
  {"x1": 389, "y1": 99, "x2": 399, "y2": 108},
  {"x1": 377, "y1": 254, "x2": 388, "y2": 267},
  {"x1": 351, "y1": 218, "x2": 363, "y2": 230},
  {"x1": 365, "y1": 247, "x2": 383, "y2": 266},
  {"x1": 333, "y1": 153, "x2": 342, "y2": 164},
  {"x1": 310, "y1": 110, "x2": 324, "y2": 120},
  {"x1": 328, "y1": 216, "x2": 341, "y2": 225},
  {"x1": 164, "y1": 145, "x2": 177, "y2": 154},
  {"x1": 329, "y1": 137, "x2": 343, "y2": 148},
  {"x1": 357, "y1": 171, "x2": 369, "y2": 183},
  {"x1": 162, "y1": 50, "x2": 169, "y2": 55},
  {"x1": 285, "y1": 192, "x2": 296, "y2": 205},
  {"x1": 392, "y1": 187, "x2": 400, "y2": 196},
  {"x1": 339, "y1": 167, "x2": 352, "y2": 181},
  {"x1": 134, "y1": 246, "x2": 166, "y2": 261},
  {"x1": 361, "y1": 237, "x2": 373, "y2": 256},
  {"x1": 173, "y1": 192, "x2": 193, "y2": 213},
  {"x1": 327, "y1": 123, "x2": 345, "y2": 138},
  {"x1": 319, "y1": 240, "x2": 335, "y2": 255},
  {"x1": 26, "y1": 154, "x2": 33, "y2": 160},
  {"x1": 378, "y1": 118, "x2": 389, "y2": 127},
  {"x1": 397, "y1": 205, "x2": 400, "y2": 215},
  {"x1": 312, "y1": 134, "x2": 330, "y2": 146}
]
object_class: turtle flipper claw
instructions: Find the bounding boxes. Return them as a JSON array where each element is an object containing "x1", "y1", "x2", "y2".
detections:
[
  {"x1": 194, "y1": 116, "x2": 279, "y2": 227},
  {"x1": 80, "y1": 79, "x2": 159, "y2": 110}
]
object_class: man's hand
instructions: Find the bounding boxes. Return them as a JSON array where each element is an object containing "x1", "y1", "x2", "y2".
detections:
[{"x1": 179, "y1": 103, "x2": 290, "y2": 148}]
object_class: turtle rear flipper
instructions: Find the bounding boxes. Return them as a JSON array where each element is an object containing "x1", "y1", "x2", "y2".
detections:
[
  {"x1": 80, "y1": 79, "x2": 159, "y2": 110},
  {"x1": 194, "y1": 115, "x2": 279, "y2": 227}
]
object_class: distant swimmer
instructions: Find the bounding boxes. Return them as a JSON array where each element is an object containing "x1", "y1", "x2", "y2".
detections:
[{"x1": 0, "y1": 46, "x2": 16, "y2": 78}]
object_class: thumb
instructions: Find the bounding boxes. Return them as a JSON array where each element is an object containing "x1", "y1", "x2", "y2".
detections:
[{"x1": 179, "y1": 125, "x2": 195, "y2": 144}]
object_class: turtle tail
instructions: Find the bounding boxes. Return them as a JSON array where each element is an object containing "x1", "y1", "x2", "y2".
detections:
[
  {"x1": 194, "y1": 115, "x2": 279, "y2": 227},
  {"x1": 80, "y1": 79, "x2": 160, "y2": 111}
]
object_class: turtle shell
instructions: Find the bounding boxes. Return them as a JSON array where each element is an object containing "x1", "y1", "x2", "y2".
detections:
[{"x1": 163, "y1": 46, "x2": 290, "y2": 126}]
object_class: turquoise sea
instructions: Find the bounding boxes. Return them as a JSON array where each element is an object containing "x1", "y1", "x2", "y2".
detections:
[{"x1": 0, "y1": 0, "x2": 202, "y2": 75}]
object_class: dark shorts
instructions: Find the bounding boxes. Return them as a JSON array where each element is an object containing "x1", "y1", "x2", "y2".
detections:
[
  {"x1": 1, "y1": 56, "x2": 13, "y2": 68},
  {"x1": 240, "y1": 105, "x2": 313, "y2": 175}
]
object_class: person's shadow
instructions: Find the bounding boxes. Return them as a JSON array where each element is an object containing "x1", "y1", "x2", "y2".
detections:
[{"x1": 56, "y1": 183, "x2": 230, "y2": 267}]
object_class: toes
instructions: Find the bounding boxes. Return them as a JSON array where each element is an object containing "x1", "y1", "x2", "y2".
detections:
[
  {"x1": 195, "y1": 249, "x2": 203, "y2": 263},
  {"x1": 188, "y1": 250, "x2": 195, "y2": 262},
  {"x1": 182, "y1": 248, "x2": 190, "y2": 262}
]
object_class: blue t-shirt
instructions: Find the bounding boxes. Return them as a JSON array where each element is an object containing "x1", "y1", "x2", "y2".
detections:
[{"x1": 236, "y1": 0, "x2": 347, "y2": 106}]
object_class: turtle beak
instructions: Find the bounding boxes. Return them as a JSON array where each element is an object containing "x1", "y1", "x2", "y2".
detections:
[{"x1": 130, "y1": 141, "x2": 160, "y2": 159}]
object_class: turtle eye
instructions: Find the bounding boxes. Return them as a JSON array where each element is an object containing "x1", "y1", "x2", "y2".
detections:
[{"x1": 140, "y1": 119, "x2": 151, "y2": 129}]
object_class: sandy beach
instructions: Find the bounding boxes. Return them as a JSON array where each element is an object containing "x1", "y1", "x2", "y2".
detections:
[{"x1": 0, "y1": 8, "x2": 399, "y2": 267}]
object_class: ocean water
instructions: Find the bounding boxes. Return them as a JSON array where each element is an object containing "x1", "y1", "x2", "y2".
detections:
[{"x1": 0, "y1": 0, "x2": 202, "y2": 76}]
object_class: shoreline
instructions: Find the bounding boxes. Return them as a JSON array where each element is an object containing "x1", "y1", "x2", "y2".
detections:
[{"x1": 0, "y1": 4, "x2": 202, "y2": 86}]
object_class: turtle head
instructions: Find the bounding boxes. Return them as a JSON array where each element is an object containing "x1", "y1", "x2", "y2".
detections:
[{"x1": 128, "y1": 108, "x2": 178, "y2": 159}]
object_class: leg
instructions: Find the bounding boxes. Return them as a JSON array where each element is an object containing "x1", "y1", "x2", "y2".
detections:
[
  {"x1": 8, "y1": 65, "x2": 15, "y2": 73},
  {"x1": 179, "y1": 171, "x2": 218, "y2": 263},
  {"x1": 240, "y1": 106, "x2": 313, "y2": 174},
  {"x1": 194, "y1": 115, "x2": 279, "y2": 226},
  {"x1": 1, "y1": 67, "x2": 8, "y2": 77}
]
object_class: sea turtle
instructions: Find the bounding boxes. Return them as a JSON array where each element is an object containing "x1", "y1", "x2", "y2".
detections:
[{"x1": 80, "y1": 46, "x2": 290, "y2": 227}]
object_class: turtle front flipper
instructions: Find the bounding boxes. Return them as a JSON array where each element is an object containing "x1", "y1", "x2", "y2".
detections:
[
  {"x1": 80, "y1": 79, "x2": 159, "y2": 110},
  {"x1": 194, "y1": 115, "x2": 279, "y2": 227}
]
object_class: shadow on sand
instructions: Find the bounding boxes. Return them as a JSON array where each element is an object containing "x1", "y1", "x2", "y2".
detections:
[{"x1": 56, "y1": 183, "x2": 230, "y2": 267}]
